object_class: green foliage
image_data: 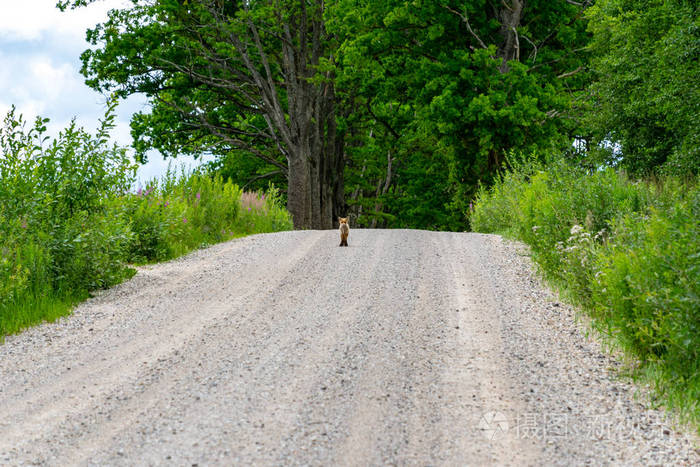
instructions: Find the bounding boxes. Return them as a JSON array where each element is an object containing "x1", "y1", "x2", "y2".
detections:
[
  {"x1": 56, "y1": 0, "x2": 697, "y2": 230},
  {"x1": 127, "y1": 170, "x2": 242, "y2": 262},
  {"x1": 70, "y1": 0, "x2": 259, "y2": 161},
  {"x1": 125, "y1": 185, "x2": 189, "y2": 263},
  {"x1": 0, "y1": 103, "x2": 136, "y2": 335},
  {"x1": 61, "y1": 0, "x2": 344, "y2": 229},
  {"x1": 206, "y1": 152, "x2": 286, "y2": 197},
  {"x1": 60, "y1": 0, "x2": 595, "y2": 230},
  {"x1": 125, "y1": 169, "x2": 291, "y2": 264},
  {"x1": 585, "y1": 0, "x2": 700, "y2": 175},
  {"x1": 472, "y1": 160, "x2": 700, "y2": 428},
  {"x1": 236, "y1": 184, "x2": 294, "y2": 235},
  {"x1": 49, "y1": 208, "x2": 135, "y2": 292},
  {"x1": 331, "y1": 0, "x2": 592, "y2": 229},
  {"x1": 0, "y1": 108, "x2": 292, "y2": 337}
]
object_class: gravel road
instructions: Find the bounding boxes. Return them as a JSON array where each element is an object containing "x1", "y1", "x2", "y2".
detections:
[{"x1": 0, "y1": 230, "x2": 697, "y2": 466}]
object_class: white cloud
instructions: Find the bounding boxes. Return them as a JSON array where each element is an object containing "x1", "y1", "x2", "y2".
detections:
[
  {"x1": 0, "y1": 0, "x2": 131, "y2": 140},
  {"x1": 25, "y1": 59, "x2": 76, "y2": 104},
  {"x1": 0, "y1": 0, "x2": 212, "y2": 183},
  {"x1": 0, "y1": 51, "x2": 90, "y2": 123},
  {"x1": 0, "y1": 0, "x2": 129, "y2": 41}
]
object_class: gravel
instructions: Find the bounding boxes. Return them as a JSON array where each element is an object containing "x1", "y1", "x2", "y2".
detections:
[{"x1": 0, "y1": 229, "x2": 697, "y2": 466}]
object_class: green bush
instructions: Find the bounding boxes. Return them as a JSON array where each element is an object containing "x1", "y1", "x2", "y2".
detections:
[
  {"x1": 236, "y1": 184, "x2": 293, "y2": 234},
  {"x1": 472, "y1": 158, "x2": 699, "y2": 428},
  {"x1": 0, "y1": 104, "x2": 136, "y2": 335},
  {"x1": 49, "y1": 209, "x2": 135, "y2": 292},
  {"x1": 0, "y1": 106, "x2": 293, "y2": 336},
  {"x1": 125, "y1": 185, "x2": 189, "y2": 263},
  {"x1": 591, "y1": 194, "x2": 699, "y2": 411},
  {"x1": 126, "y1": 169, "x2": 292, "y2": 264}
]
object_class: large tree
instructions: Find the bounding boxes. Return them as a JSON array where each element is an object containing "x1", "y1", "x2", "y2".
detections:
[
  {"x1": 60, "y1": 0, "x2": 344, "y2": 229},
  {"x1": 330, "y1": 0, "x2": 592, "y2": 228}
]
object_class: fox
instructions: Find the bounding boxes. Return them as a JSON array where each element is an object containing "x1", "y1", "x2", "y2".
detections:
[{"x1": 338, "y1": 217, "x2": 350, "y2": 247}]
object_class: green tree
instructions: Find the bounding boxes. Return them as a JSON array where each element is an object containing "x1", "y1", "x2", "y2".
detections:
[
  {"x1": 585, "y1": 0, "x2": 699, "y2": 175},
  {"x1": 59, "y1": 0, "x2": 344, "y2": 229},
  {"x1": 331, "y1": 0, "x2": 592, "y2": 228}
]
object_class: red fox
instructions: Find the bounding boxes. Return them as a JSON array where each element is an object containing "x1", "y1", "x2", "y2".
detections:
[{"x1": 338, "y1": 217, "x2": 349, "y2": 247}]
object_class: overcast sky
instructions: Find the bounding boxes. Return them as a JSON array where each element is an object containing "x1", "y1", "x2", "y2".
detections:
[{"x1": 0, "y1": 0, "x2": 211, "y2": 185}]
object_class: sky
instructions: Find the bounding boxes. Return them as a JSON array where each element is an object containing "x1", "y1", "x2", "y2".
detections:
[{"x1": 0, "y1": 0, "x2": 212, "y2": 185}]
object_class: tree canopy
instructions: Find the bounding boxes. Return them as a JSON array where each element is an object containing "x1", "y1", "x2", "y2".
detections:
[
  {"x1": 330, "y1": 0, "x2": 591, "y2": 228},
  {"x1": 60, "y1": 0, "x2": 699, "y2": 230}
]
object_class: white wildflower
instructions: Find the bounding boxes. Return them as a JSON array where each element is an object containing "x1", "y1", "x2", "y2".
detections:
[{"x1": 570, "y1": 224, "x2": 583, "y2": 235}]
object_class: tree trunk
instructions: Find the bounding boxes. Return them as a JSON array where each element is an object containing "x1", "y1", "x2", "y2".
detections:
[
  {"x1": 287, "y1": 126, "x2": 342, "y2": 230},
  {"x1": 331, "y1": 131, "x2": 346, "y2": 223},
  {"x1": 498, "y1": 0, "x2": 524, "y2": 73},
  {"x1": 320, "y1": 84, "x2": 345, "y2": 228},
  {"x1": 287, "y1": 154, "x2": 312, "y2": 229},
  {"x1": 286, "y1": 71, "x2": 343, "y2": 230}
]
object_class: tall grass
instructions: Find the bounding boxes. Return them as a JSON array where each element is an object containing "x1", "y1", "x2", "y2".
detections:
[
  {"x1": 126, "y1": 168, "x2": 292, "y2": 263},
  {"x1": 471, "y1": 156, "x2": 699, "y2": 430},
  {"x1": 0, "y1": 106, "x2": 292, "y2": 337}
]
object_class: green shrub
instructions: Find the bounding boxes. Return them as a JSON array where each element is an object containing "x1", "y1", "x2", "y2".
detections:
[
  {"x1": 0, "y1": 104, "x2": 136, "y2": 335},
  {"x1": 48, "y1": 209, "x2": 135, "y2": 292},
  {"x1": 472, "y1": 157, "x2": 699, "y2": 428},
  {"x1": 126, "y1": 170, "x2": 241, "y2": 263},
  {"x1": 125, "y1": 187, "x2": 189, "y2": 262},
  {"x1": 0, "y1": 240, "x2": 34, "y2": 308},
  {"x1": 591, "y1": 191, "x2": 699, "y2": 411},
  {"x1": 0, "y1": 106, "x2": 293, "y2": 337},
  {"x1": 236, "y1": 184, "x2": 293, "y2": 234},
  {"x1": 127, "y1": 169, "x2": 292, "y2": 264}
]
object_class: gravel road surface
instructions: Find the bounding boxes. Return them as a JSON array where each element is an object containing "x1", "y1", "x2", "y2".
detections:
[{"x1": 0, "y1": 230, "x2": 697, "y2": 466}]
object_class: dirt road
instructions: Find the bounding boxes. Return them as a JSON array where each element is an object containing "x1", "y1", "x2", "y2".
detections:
[{"x1": 0, "y1": 230, "x2": 697, "y2": 465}]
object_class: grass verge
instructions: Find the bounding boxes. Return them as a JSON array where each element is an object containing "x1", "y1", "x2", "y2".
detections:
[{"x1": 471, "y1": 156, "x2": 699, "y2": 432}]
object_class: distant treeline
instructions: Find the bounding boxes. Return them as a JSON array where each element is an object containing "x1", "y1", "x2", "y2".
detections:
[{"x1": 57, "y1": 0, "x2": 698, "y2": 229}]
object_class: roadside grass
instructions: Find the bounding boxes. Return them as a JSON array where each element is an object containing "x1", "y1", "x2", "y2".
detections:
[
  {"x1": 0, "y1": 294, "x2": 84, "y2": 338},
  {"x1": 0, "y1": 106, "x2": 292, "y2": 338},
  {"x1": 471, "y1": 156, "x2": 699, "y2": 432},
  {"x1": 126, "y1": 167, "x2": 292, "y2": 264}
]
